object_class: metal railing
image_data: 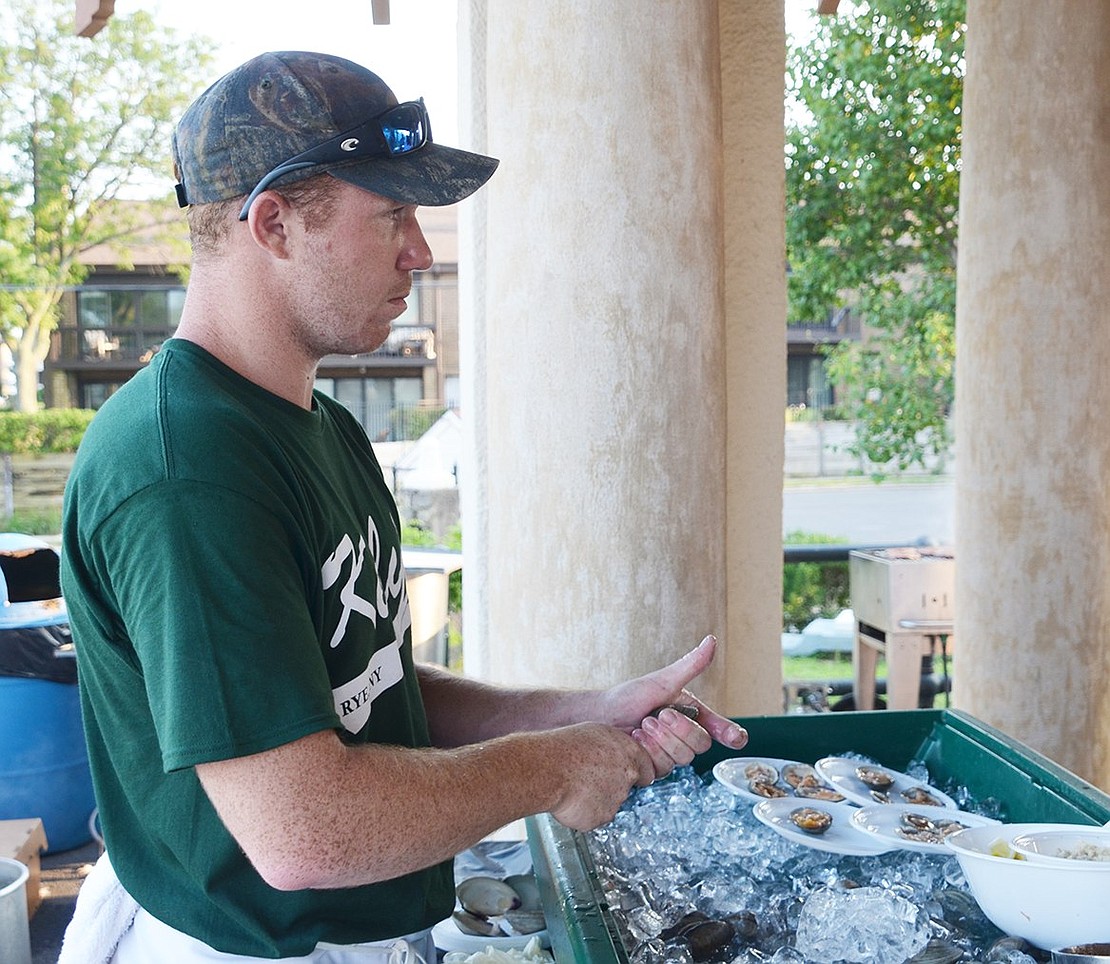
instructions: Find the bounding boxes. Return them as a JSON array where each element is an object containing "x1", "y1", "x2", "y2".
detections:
[{"x1": 50, "y1": 323, "x2": 438, "y2": 365}]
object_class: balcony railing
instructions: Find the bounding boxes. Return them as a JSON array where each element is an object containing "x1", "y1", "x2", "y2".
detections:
[
  {"x1": 786, "y1": 307, "x2": 861, "y2": 345},
  {"x1": 50, "y1": 324, "x2": 437, "y2": 365},
  {"x1": 50, "y1": 326, "x2": 175, "y2": 365}
]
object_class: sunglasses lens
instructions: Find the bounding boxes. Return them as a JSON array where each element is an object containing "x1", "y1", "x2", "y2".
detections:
[{"x1": 380, "y1": 102, "x2": 427, "y2": 155}]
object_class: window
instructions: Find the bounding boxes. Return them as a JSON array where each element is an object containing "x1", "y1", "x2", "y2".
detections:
[
  {"x1": 81, "y1": 381, "x2": 126, "y2": 410},
  {"x1": 314, "y1": 376, "x2": 424, "y2": 441},
  {"x1": 787, "y1": 355, "x2": 833, "y2": 410},
  {"x1": 75, "y1": 287, "x2": 185, "y2": 360}
]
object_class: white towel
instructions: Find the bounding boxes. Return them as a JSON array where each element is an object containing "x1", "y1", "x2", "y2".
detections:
[{"x1": 57, "y1": 851, "x2": 140, "y2": 964}]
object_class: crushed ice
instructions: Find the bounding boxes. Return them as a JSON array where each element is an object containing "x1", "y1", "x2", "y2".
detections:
[{"x1": 584, "y1": 757, "x2": 1043, "y2": 964}]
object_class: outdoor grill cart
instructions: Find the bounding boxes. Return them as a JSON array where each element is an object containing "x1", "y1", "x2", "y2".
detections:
[{"x1": 525, "y1": 709, "x2": 1110, "y2": 964}]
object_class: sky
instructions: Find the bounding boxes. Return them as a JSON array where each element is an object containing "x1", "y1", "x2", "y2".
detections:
[
  {"x1": 112, "y1": 0, "x2": 463, "y2": 142},
  {"x1": 111, "y1": 0, "x2": 824, "y2": 149}
]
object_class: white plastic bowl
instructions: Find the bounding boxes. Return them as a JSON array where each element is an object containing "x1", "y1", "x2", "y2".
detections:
[
  {"x1": 945, "y1": 823, "x2": 1110, "y2": 950},
  {"x1": 1011, "y1": 827, "x2": 1110, "y2": 866}
]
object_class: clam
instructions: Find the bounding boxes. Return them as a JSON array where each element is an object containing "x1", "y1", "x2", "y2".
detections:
[
  {"x1": 743, "y1": 761, "x2": 779, "y2": 783},
  {"x1": 781, "y1": 762, "x2": 818, "y2": 788},
  {"x1": 789, "y1": 806, "x2": 834, "y2": 835},
  {"x1": 724, "y1": 910, "x2": 758, "y2": 940},
  {"x1": 502, "y1": 873, "x2": 542, "y2": 911},
  {"x1": 503, "y1": 909, "x2": 546, "y2": 935},
  {"x1": 910, "y1": 938, "x2": 965, "y2": 964},
  {"x1": 795, "y1": 784, "x2": 845, "y2": 802},
  {"x1": 748, "y1": 779, "x2": 787, "y2": 798},
  {"x1": 897, "y1": 811, "x2": 968, "y2": 844},
  {"x1": 452, "y1": 910, "x2": 502, "y2": 937},
  {"x1": 457, "y1": 876, "x2": 521, "y2": 917},
  {"x1": 854, "y1": 764, "x2": 895, "y2": 790},
  {"x1": 901, "y1": 785, "x2": 943, "y2": 807},
  {"x1": 661, "y1": 910, "x2": 710, "y2": 941},
  {"x1": 681, "y1": 919, "x2": 735, "y2": 962},
  {"x1": 897, "y1": 825, "x2": 944, "y2": 845},
  {"x1": 901, "y1": 811, "x2": 935, "y2": 832}
]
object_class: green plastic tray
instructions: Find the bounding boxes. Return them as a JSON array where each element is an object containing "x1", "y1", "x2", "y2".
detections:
[{"x1": 526, "y1": 708, "x2": 1110, "y2": 964}]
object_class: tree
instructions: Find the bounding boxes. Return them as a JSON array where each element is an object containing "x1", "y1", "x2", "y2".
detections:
[
  {"x1": 0, "y1": 0, "x2": 214, "y2": 410},
  {"x1": 786, "y1": 0, "x2": 965, "y2": 473}
]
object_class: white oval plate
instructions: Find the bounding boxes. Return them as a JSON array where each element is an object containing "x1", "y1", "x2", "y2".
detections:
[
  {"x1": 752, "y1": 797, "x2": 894, "y2": 856},
  {"x1": 432, "y1": 918, "x2": 550, "y2": 953},
  {"x1": 850, "y1": 803, "x2": 1001, "y2": 854},
  {"x1": 713, "y1": 757, "x2": 846, "y2": 804},
  {"x1": 815, "y1": 756, "x2": 958, "y2": 810}
]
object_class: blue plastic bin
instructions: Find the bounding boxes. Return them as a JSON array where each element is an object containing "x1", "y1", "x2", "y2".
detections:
[
  {"x1": 0, "y1": 676, "x2": 94, "y2": 852},
  {"x1": 0, "y1": 534, "x2": 93, "y2": 853}
]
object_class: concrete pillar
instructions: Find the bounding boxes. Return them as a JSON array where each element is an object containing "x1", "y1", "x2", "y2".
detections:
[
  {"x1": 956, "y1": 0, "x2": 1110, "y2": 786},
  {"x1": 459, "y1": 0, "x2": 785, "y2": 714},
  {"x1": 720, "y1": 2, "x2": 787, "y2": 714}
]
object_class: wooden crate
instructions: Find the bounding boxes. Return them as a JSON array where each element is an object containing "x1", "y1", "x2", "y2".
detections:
[{"x1": 0, "y1": 818, "x2": 47, "y2": 919}]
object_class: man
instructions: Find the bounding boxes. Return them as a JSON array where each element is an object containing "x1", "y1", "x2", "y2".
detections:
[{"x1": 59, "y1": 51, "x2": 748, "y2": 962}]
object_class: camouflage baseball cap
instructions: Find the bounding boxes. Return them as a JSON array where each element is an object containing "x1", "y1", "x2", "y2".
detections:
[{"x1": 172, "y1": 51, "x2": 498, "y2": 212}]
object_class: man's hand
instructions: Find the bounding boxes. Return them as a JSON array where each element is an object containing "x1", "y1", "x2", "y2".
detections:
[
  {"x1": 601, "y1": 635, "x2": 748, "y2": 779},
  {"x1": 546, "y1": 723, "x2": 656, "y2": 831}
]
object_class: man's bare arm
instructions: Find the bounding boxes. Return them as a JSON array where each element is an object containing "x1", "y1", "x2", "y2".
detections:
[{"x1": 196, "y1": 721, "x2": 652, "y2": 891}]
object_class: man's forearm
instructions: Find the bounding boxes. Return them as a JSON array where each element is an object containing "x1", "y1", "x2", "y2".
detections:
[{"x1": 416, "y1": 662, "x2": 605, "y2": 748}]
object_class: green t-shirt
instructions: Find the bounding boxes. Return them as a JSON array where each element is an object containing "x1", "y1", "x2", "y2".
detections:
[{"x1": 60, "y1": 339, "x2": 453, "y2": 958}]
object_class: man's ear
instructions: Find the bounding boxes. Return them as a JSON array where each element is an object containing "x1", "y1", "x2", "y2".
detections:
[{"x1": 244, "y1": 190, "x2": 295, "y2": 259}]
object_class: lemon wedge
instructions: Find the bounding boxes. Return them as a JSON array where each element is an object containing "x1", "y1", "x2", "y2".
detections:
[{"x1": 988, "y1": 838, "x2": 1025, "y2": 859}]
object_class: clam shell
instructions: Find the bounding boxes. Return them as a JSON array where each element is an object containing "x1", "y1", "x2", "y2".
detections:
[
  {"x1": 452, "y1": 910, "x2": 502, "y2": 937},
  {"x1": 743, "y1": 761, "x2": 778, "y2": 783},
  {"x1": 901, "y1": 785, "x2": 943, "y2": 807},
  {"x1": 781, "y1": 762, "x2": 818, "y2": 788},
  {"x1": 789, "y1": 806, "x2": 833, "y2": 835},
  {"x1": 503, "y1": 909, "x2": 546, "y2": 935},
  {"x1": 682, "y1": 919, "x2": 735, "y2": 962},
  {"x1": 661, "y1": 911, "x2": 710, "y2": 941},
  {"x1": 749, "y1": 779, "x2": 788, "y2": 798},
  {"x1": 502, "y1": 873, "x2": 542, "y2": 911},
  {"x1": 855, "y1": 765, "x2": 895, "y2": 790},
  {"x1": 457, "y1": 876, "x2": 521, "y2": 917},
  {"x1": 909, "y1": 938, "x2": 964, "y2": 964},
  {"x1": 795, "y1": 784, "x2": 845, "y2": 802}
]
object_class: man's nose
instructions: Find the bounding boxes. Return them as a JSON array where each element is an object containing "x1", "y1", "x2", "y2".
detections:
[{"x1": 402, "y1": 218, "x2": 434, "y2": 271}]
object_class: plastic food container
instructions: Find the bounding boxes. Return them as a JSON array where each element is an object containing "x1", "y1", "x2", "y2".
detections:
[
  {"x1": 1052, "y1": 945, "x2": 1110, "y2": 963},
  {"x1": 1010, "y1": 827, "x2": 1110, "y2": 865},
  {"x1": 945, "y1": 823, "x2": 1110, "y2": 950}
]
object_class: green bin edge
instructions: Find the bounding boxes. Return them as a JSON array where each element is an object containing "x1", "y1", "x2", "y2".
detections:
[{"x1": 526, "y1": 708, "x2": 1110, "y2": 964}]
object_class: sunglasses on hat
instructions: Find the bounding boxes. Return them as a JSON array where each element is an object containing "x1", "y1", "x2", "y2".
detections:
[{"x1": 236, "y1": 98, "x2": 431, "y2": 220}]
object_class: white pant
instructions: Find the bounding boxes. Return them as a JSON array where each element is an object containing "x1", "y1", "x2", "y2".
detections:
[
  {"x1": 112, "y1": 910, "x2": 434, "y2": 963},
  {"x1": 59, "y1": 850, "x2": 432, "y2": 964}
]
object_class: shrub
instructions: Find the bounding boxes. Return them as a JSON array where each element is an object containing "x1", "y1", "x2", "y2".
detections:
[
  {"x1": 0, "y1": 508, "x2": 63, "y2": 535},
  {"x1": 401, "y1": 520, "x2": 462, "y2": 612},
  {"x1": 783, "y1": 530, "x2": 850, "y2": 632},
  {"x1": 0, "y1": 409, "x2": 96, "y2": 453}
]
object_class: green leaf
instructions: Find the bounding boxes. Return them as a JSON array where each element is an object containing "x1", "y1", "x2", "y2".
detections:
[{"x1": 787, "y1": 0, "x2": 965, "y2": 474}]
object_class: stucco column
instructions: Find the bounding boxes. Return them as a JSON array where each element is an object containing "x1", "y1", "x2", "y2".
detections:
[
  {"x1": 956, "y1": 0, "x2": 1110, "y2": 787},
  {"x1": 458, "y1": 1, "x2": 784, "y2": 714}
]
